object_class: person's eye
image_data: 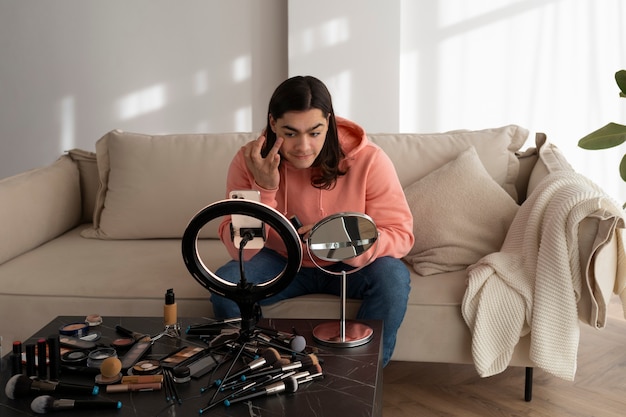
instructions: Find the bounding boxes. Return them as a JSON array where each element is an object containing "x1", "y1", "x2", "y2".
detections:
[
  {"x1": 310, "y1": 132, "x2": 321, "y2": 137},
  {"x1": 284, "y1": 132, "x2": 296, "y2": 138}
]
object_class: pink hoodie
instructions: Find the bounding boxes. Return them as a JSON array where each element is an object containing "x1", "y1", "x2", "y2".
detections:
[{"x1": 219, "y1": 117, "x2": 414, "y2": 268}]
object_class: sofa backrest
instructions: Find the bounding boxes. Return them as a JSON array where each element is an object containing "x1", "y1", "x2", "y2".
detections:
[{"x1": 72, "y1": 125, "x2": 529, "y2": 242}]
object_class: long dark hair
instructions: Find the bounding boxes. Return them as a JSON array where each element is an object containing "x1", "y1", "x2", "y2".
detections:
[{"x1": 262, "y1": 76, "x2": 346, "y2": 189}]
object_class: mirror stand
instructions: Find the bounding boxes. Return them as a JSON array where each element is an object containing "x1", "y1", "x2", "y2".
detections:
[{"x1": 312, "y1": 269, "x2": 374, "y2": 347}]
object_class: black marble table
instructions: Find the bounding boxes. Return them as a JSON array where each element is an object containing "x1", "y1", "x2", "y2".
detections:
[{"x1": 1, "y1": 316, "x2": 383, "y2": 416}]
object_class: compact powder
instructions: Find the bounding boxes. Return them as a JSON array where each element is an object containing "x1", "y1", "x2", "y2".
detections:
[
  {"x1": 59, "y1": 323, "x2": 89, "y2": 337},
  {"x1": 111, "y1": 338, "x2": 134, "y2": 351},
  {"x1": 85, "y1": 314, "x2": 103, "y2": 326}
]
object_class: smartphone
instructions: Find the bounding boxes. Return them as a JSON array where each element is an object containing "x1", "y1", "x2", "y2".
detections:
[{"x1": 229, "y1": 190, "x2": 266, "y2": 249}]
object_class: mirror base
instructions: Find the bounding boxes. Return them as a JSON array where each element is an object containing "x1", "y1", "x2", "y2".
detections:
[{"x1": 312, "y1": 321, "x2": 374, "y2": 348}]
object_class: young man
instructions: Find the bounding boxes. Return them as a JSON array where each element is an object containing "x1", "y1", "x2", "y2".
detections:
[{"x1": 213, "y1": 76, "x2": 414, "y2": 366}]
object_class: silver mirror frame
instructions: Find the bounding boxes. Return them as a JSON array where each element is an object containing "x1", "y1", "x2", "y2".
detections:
[{"x1": 306, "y1": 212, "x2": 379, "y2": 273}]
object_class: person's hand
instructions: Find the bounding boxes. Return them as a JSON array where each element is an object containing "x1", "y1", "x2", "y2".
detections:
[
  {"x1": 242, "y1": 135, "x2": 283, "y2": 190},
  {"x1": 297, "y1": 224, "x2": 314, "y2": 241}
]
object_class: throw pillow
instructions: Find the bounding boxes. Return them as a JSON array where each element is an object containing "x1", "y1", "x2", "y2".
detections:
[
  {"x1": 369, "y1": 124, "x2": 528, "y2": 201},
  {"x1": 403, "y1": 146, "x2": 519, "y2": 276},
  {"x1": 81, "y1": 129, "x2": 255, "y2": 239}
]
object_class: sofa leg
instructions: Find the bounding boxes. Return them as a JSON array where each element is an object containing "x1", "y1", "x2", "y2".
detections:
[{"x1": 524, "y1": 367, "x2": 533, "y2": 402}]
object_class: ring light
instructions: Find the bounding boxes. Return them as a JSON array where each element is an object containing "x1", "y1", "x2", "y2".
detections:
[{"x1": 182, "y1": 199, "x2": 302, "y2": 334}]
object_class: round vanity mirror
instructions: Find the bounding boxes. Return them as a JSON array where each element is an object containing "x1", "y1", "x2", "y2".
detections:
[{"x1": 306, "y1": 212, "x2": 379, "y2": 347}]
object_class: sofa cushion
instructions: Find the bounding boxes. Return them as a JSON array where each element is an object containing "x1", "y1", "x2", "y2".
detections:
[
  {"x1": 82, "y1": 130, "x2": 255, "y2": 239},
  {"x1": 403, "y1": 146, "x2": 519, "y2": 275},
  {"x1": 0, "y1": 155, "x2": 81, "y2": 264},
  {"x1": 369, "y1": 124, "x2": 528, "y2": 200}
]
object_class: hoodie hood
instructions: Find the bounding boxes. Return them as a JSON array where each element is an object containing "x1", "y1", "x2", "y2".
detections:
[
  {"x1": 280, "y1": 116, "x2": 369, "y2": 218},
  {"x1": 336, "y1": 116, "x2": 369, "y2": 162}
]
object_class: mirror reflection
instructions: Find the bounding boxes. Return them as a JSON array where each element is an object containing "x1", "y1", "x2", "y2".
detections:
[{"x1": 308, "y1": 213, "x2": 378, "y2": 262}]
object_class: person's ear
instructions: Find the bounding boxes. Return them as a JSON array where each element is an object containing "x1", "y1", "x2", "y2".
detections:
[{"x1": 269, "y1": 114, "x2": 277, "y2": 133}]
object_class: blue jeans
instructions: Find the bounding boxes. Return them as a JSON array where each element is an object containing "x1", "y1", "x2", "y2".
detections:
[{"x1": 212, "y1": 248, "x2": 411, "y2": 367}]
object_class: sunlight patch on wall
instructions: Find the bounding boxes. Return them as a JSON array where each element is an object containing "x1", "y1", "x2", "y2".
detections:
[
  {"x1": 59, "y1": 96, "x2": 75, "y2": 151},
  {"x1": 195, "y1": 120, "x2": 210, "y2": 133},
  {"x1": 117, "y1": 84, "x2": 166, "y2": 120},
  {"x1": 194, "y1": 70, "x2": 209, "y2": 95},
  {"x1": 290, "y1": 17, "x2": 350, "y2": 57},
  {"x1": 325, "y1": 70, "x2": 352, "y2": 120},
  {"x1": 232, "y1": 55, "x2": 251, "y2": 83},
  {"x1": 234, "y1": 106, "x2": 252, "y2": 132}
]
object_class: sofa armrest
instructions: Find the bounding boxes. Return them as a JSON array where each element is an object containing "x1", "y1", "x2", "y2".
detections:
[
  {"x1": 0, "y1": 155, "x2": 82, "y2": 264},
  {"x1": 578, "y1": 211, "x2": 625, "y2": 328}
]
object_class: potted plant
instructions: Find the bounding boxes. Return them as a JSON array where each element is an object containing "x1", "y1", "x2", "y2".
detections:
[{"x1": 578, "y1": 70, "x2": 626, "y2": 207}]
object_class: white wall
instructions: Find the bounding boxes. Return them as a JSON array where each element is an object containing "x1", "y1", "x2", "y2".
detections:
[
  {"x1": 1, "y1": 0, "x2": 625, "y2": 202},
  {"x1": 0, "y1": 0, "x2": 287, "y2": 178}
]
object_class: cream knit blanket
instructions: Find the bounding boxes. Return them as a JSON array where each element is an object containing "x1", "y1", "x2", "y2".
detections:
[{"x1": 462, "y1": 170, "x2": 623, "y2": 381}]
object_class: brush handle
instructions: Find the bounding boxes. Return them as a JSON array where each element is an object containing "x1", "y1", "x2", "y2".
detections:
[
  {"x1": 54, "y1": 381, "x2": 99, "y2": 396},
  {"x1": 54, "y1": 399, "x2": 122, "y2": 410}
]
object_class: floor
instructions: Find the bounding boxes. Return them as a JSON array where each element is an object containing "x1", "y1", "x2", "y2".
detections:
[{"x1": 382, "y1": 296, "x2": 626, "y2": 416}]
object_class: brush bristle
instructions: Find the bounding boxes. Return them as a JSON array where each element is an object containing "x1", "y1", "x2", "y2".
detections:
[
  {"x1": 262, "y1": 348, "x2": 280, "y2": 365},
  {"x1": 284, "y1": 376, "x2": 298, "y2": 393},
  {"x1": 311, "y1": 363, "x2": 323, "y2": 374},
  {"x1": 290, "y1": 335, "x2": 306, "y2": 352},
  {"x1": 276, "y1": 357, "x2": 291, "y2": 366},
  {"x1": 301, "y1": 354, "x2": 319, "y2": 367},
  {"x1": 30, "y1": 395, "x2": 54, "y2": 414},
  {"x1": 5, "y1": 374, "x2": 33, "y2": 399}
]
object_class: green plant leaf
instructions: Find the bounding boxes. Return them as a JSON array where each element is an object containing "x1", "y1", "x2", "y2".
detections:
[
  {"x1": 578, "y1": 122, "x2": 626, "y2": 149},
  {"x1": 620, "y1": 153, "x2": 626, "y2": 182},
  {"x1": 616, "y1": 70, "x2": 626, "y2": 96}
]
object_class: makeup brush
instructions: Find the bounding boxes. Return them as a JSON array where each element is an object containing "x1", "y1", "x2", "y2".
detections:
[
  {"x1": 30, "y1": 395, "x2": 121, "y2": 413},
  {"x1": 242, "y1": 354, "x2": 319, "y2": 381},
  {"x1": 217, "y1": 348, "x2": 281, "y2": 385},
  {"x1": 5, "y1": 374, "x2": 99, "y2": 399},
  {"x1": 223, "y1": 376, "x2": 299, "y2": 407}
]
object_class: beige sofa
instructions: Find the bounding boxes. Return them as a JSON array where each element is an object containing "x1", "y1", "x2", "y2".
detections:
[{"x1": 1, "y1": 125, "x2": 624, "y2": 397}]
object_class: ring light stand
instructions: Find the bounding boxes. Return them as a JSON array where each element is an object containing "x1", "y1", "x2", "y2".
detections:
[
  {"x1": 181, "y1": 199, "x2": 302, "y2": 338},
  {"x1": 306, "y1": 212, "x2": 379, "y2": 348}
]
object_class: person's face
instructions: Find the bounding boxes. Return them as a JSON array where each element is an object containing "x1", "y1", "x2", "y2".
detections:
[{"x1": 270, "y1": 108, "x2": 329, "y2": 169}]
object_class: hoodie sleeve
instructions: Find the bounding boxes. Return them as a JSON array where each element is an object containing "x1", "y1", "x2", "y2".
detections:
[{"x1": 344, "y1": 147, "x2": 414, "y2": 268}]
